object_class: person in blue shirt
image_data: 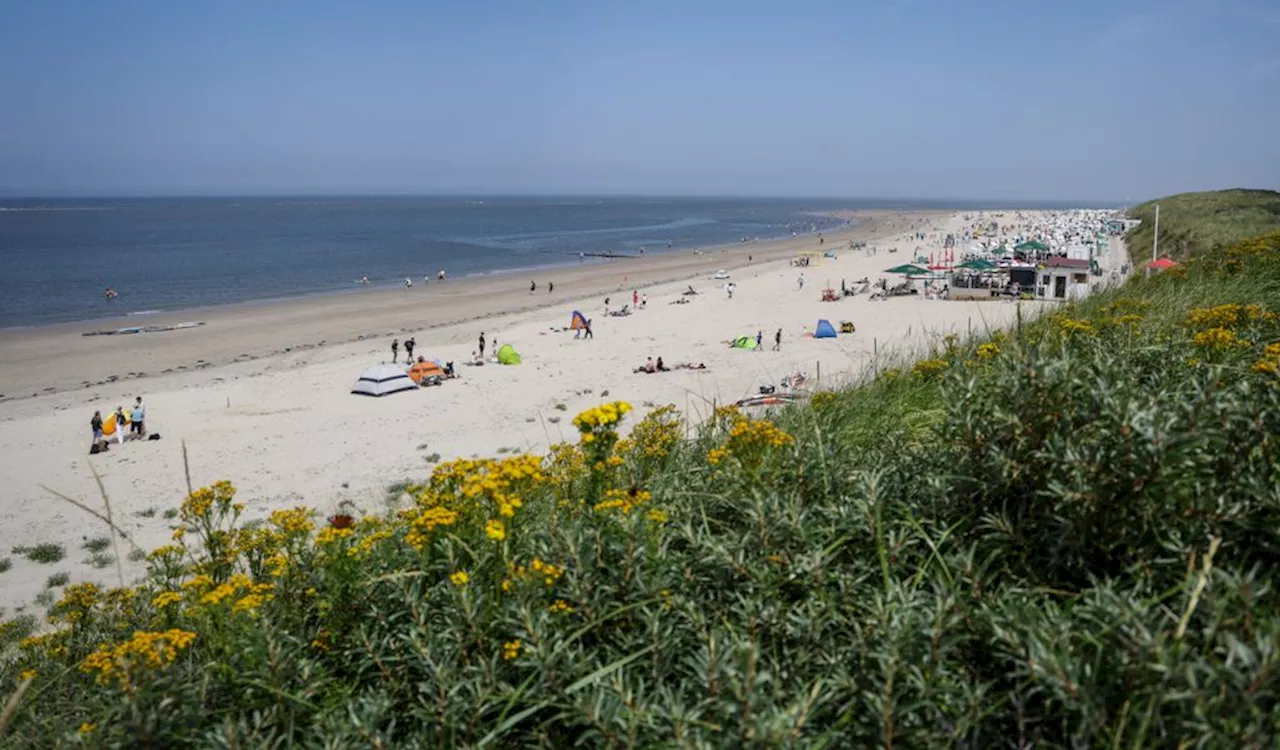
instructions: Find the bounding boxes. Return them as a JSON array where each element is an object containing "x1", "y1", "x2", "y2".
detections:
[{"x1": 130, "y1": 397, "x2": 146, "y2": 437}]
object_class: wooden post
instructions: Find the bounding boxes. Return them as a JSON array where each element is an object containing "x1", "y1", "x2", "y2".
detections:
[{"x1": 817, "y1": 361, "x2": 821, "y2": 382}]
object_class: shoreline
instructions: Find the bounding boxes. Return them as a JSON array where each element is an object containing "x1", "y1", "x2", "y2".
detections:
[
  {"x1": 0, "y1": 209, "x2": 935, "y2": 402},
  {"x1": 0, "y1": 207, "x2": 1124, "y2": 610}
]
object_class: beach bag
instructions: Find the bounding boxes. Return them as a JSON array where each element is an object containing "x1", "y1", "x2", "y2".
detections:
[{"x1": 148, "y1": 433, "x2": 162, "y2": 441}]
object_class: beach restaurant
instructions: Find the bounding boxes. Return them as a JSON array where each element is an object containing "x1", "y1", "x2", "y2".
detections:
[{"x1": 1036, "y1": 257, "x2": 1092, "y2": 300}]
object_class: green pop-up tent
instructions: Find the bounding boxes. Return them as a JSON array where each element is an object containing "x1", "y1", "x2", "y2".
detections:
[
  {"x1": 496, "y1": 343, "x2": 522, "y2": 365},
  {"x1": 730, "y1": 336, "x2": 758, "y2": 350}
]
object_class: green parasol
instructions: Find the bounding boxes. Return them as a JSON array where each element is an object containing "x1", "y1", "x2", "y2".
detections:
[{"x1": 884, "y1": 264, "x2": 928, "y2": 275}]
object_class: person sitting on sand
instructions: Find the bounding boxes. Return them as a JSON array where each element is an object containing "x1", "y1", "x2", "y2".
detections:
[
  {"x1": 644, "y1": 357, "x2": 656, "y2": 373},
  {"x1": 656, "y1": 357, "x2": 668, "y2": 372}
]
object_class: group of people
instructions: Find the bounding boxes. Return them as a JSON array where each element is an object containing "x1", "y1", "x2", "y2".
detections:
[
  {"x1": 390, "y1": 337, "x2": 416, "y2": 363},
  {"x1": 89, "y1": 397, "x2": 147, "y2": 454},
  {"x1": 529, "y1": 281, "x2": 555, "y2": 293}
]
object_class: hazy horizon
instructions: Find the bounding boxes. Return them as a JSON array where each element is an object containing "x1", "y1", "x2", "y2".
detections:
[{"x1": 2, "y1": 1, "x2": 1277, "y2": 202}]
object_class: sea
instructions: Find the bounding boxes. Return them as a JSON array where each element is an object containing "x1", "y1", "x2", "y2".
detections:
[{"x1": 0, "y1": 196, "x2": 1068, "y2": 328}]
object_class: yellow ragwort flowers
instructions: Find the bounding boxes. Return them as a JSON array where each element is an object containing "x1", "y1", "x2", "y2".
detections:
[
  {"x1": 573, "y1": 401, "x2": 633, "y2": 432},
  {"x1": 485, "y1": 519, "x2": 507, "y2": 541},
  {"x1": 593, "y1": 488, "x2": 653, "y2": 515},
  {"x1": 502, "y1": 639, "x2": 521, "y2": 661},
  {"x1": 79, "y1": 629, "x2": 197, "y2": 689},
  {"x1": 449, "y1": 570, "x2": 470, "y2": 587},
  {"x1": 976, "y1": 342, "x2": 1001, "y2": 359},
  {"x1": 1192, "y1": 327, "x2": 1246, "y2": 351}
]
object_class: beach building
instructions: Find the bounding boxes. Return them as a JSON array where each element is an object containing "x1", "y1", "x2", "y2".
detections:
[{"x1": 1037, "y1": 258, "x2": 1092, "y2": 300}]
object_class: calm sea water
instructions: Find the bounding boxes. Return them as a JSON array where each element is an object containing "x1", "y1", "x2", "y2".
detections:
[{"x1": 0, "y1": 196, "x2": 1042, "y2": 328}]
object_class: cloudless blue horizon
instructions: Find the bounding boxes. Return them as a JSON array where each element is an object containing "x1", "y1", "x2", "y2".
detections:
[{"x1": 2, "y1": 0, "x2": 1277, "y2": 202}]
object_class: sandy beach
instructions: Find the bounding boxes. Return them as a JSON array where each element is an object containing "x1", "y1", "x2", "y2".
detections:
[{"x1": 0, "y1": 208, "x2": 1123, "y2": 611}]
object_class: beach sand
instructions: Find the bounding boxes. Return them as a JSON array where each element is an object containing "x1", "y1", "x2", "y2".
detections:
[{"x1": 0, "y1": 209, "x2": 1078, "y2": 609}]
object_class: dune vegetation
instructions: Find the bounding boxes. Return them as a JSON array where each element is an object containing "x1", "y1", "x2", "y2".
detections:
[
  {"x1": 3, "y1": 198, "x2": 1280, "y2": 747},
  {"x1": 1126, "y1": 188, "x2": 1280, "y2": 262}
]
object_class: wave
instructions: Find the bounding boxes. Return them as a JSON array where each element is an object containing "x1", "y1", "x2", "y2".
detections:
[{"x1": 126, "y1": 309, "x2": 163, "y2": 316}]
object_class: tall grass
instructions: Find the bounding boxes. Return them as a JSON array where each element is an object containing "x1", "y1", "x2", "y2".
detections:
[
  {"x1": 3, "y1": 230, "x2": 1280, "y2": 747},
  {"x1": 1127, "y1": 188, "x2": 1280, "y2": 260}
]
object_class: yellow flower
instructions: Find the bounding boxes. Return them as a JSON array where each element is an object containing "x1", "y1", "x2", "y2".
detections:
[
  {"x1": 975, "y1": 342, "x2": 1000, "y2": 359},
  {"x1": 1252, "y1": 360, "x2": 1279, "y2": 375},
  {"x1": 315, "y1": 527, "x2": 354, "y2": 546},
  {"x1": 78, "y1": 722, "x2": 97, "y2": 736},
  {"x1": 1193, "y1": 327, "x2": 1245, "y2": 351},
  {"x1": 912, "y1": 358, "x2": 951, "y2": 377},
  {"x1": 1264, "y1": 342, "x2": 1280, "y2": 358},
  {"x1": 151, "y1": 591, "x2": 182, "y2": 609},
  {"x1": 646, "y1": 509, "x2": 668, "y2": 524},
  {"x1": 549, "y1": 599, "x2": 574, "y2": 614},
  {"x1": 18, "y1": 669, "x2": 37, "y2": 683},
  {"x1": 502, "y1": 639, "x2": 521, "y2": 661},
  {"x1": 181, "y1": 575, "x2": 214, "y2": 591},
  {"x1": 269, "y1": 507, "x2": 315, "y2": 535},
  {"x1": 485, "y1": 519, "x2": 506, "y2": 541},
  {"x1": 79, "y1": 629, "x2": 197, "y2": 688},
  {"x1": 450, "y1": 570, "x2": 470, "y2": 587}
]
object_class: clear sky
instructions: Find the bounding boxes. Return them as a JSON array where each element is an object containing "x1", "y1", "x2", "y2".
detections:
[{"x1": 1, "y1": 0, "x2": 1276, "y2": 201}]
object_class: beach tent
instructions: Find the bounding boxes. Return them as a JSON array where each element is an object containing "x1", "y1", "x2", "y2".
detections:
[
  {"x1": 884, "y1": 264, "x2": 928, "y2": 275},
  {"x1": 814, "y1": 319, "x2": 837, "y2": 339},
  {"x1": 569, "y1": 310, "x2": 589, "y2": 331},
  {"x1": 1146, "y1": 257, "x2": 1178, "y2": 271},
  {"x1": 407, "y1": 360, "x2": 445, "y2": 385},
  {"x1": 730, "y1": 336, "x2": 758, "y2": 350},
  {"x1": 497, "y1": 343, "x2": 522, "y2": 365},
  {"x1": 352, "y1": 364, "x2": 418, "y2": 397},
  {"x1": 102, "y1": 412, "x2": 130, "y2": 436}
]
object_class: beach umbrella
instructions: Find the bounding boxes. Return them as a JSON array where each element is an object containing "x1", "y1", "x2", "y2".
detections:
[
  {"x1": 1146, "y1": 257, "x2": 1178, "y2": 271},
  {"x1": 1014, "y1": 240, "x2": 1049, "y2": 253},
  {"x1": 957, "y1": 258, "x2": 998, "y2": 271},
  {"x1": 884, "y1": 264, "x2": 928, "y2": 275}
]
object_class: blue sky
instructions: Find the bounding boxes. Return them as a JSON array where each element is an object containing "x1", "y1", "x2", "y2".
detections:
[{"x1": 0, "y1": 0, "x2": 1276, "y2": 201}]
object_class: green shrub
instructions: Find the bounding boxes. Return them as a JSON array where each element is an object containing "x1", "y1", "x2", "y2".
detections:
[
  {"x1": 20, "y1": 543, "x2": 65, "y2": 564},
  {"x1": 44, "y1": 572, "x2": 70, "y2": 589},
  {"x1": 82, "y1": 536, "x2": 111, "y2": 554}
]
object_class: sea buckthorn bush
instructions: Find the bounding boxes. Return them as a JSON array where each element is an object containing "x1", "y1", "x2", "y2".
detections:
[{"x1": 4, "y1": 230, "x2": 1280, "y2": 747}]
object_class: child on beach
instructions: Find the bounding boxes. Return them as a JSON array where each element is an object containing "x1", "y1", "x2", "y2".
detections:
[
  {"x1": 91, "y1": 411, "x2": 103, "y2": 443},
  {"x1": 478, "y1": 333, "x2": 486, "y2": 359}
]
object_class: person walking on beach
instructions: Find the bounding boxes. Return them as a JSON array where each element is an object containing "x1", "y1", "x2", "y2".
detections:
[
  {"x1": 404, "y1": 337, "x2": 415, "y2": 363},
  {"x1": 756, "y1": 331, "x2": 763, "y2": 350},
  {"x1": 548, "y1": 282, "x2": 554, "y2": 294},
  {"x1": 632, "y1": 290, "x2": 639, "y2": 308},
  {"x1": 584, "y1": 319, "x2": 593, "y2": 339},
  {"x1": 773, "y1": 329, "x2": 782, "y2": 351},
  {"x1": 391, "y1": 338, "x2": 399, "y2": 363},
  {"x1": 530, "y1": 281, "x2": 537, "y2": 293},
  {"x1": 797, "y1": 273, "x2": 806, "y2": 290},
  {"x1": 478, "y1": 333, "x2": 486, "y2": 359},
  {"x1": 91, "y1": 410, "x2": 103, "y2": 443},
  {"x1": 131, "y1": 397, "x2": 146, "y2": 438}
]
